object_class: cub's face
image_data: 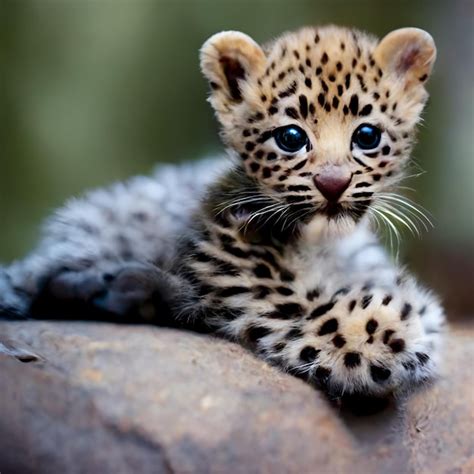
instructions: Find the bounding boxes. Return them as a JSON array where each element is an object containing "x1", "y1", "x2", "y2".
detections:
[{"x1": 200, "y1": 26, "x2": 436, "y2": 234}]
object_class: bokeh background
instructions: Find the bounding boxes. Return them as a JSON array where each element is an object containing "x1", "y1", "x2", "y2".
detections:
[{"x1": 1, "y1": 0, "x2": 473, "y2": 316}]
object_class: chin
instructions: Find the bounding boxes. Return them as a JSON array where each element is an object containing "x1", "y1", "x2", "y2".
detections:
[{"x1": 301, "y1": 211, "x2": 359, "y2": 243}]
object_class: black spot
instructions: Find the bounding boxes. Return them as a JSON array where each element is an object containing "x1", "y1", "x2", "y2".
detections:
[
  {"x1": 400, "y1": 303, "x2": 412, "y2": 320},
  {"x1": 365, "y1": 318, "x2": 378, "y2": 334},
  {"x1": 292, "y1": 159, "x2": 307, "y2": 171},
  {"x1": 416, "y1": 352, "x2": 430, "y2": 365},
  {"x1": 253, "y1": 263, "x2": 272, "y2": 279},
  {"x1": 309, "y1": 301, "x2": 335, "y2": 319},
  {"x1": 222, "y1": 244, "x2": 248, "y2": 259},
  {"x1": 264, "y1": 303, "x2": 303, "y2": 319},
  {"x1": 315, "y1": 66, "x2": 322, "y2": 75},
  {"x1": 267, "y1": 152, "x2": 277, "y2": 161},
  {"x1": 361, "y1": 294, "x2": 373, "y2": 309},
  {"x1": 273, "y1": 341, "x2": 286, "y2": 352},
  {"x1": 276, "y1": 286, "x2": 294, "y2": 296},
  {"x1": 403, "y1": 360, "x2": 416, "y2": 371},
  {"x1": 382, "y1": 295, "x2": 393, "y2": 305},
  {"x1": 380, "y1": 104, "x2": 387, "y2": 113},
  {"x1": 317, "y1": 93, "x2": 325, "y2": 107},
  {"x1": 345, "y1": 73, "x2": 351, "y2": 89},
  {"x1": 320, "y1": 79, "x2": 329, "y2": 92},
  {"x1": 332, "y1": 96, "x2": 339, "y2": 109},
  {"x1": 419, "y1": 74, "x2": 428, "y2": 82},
  {"x1": 286, "y1": 327, "x2": 304, "y2": 340},
  {"x1": 279, "y1": 269, "x2": 295, "y2": 282},
  {"x1": 220, "y1": 308, "x2": 244, "y2": 321},
  {"x1": 305, "y1": 58, "x2": 312, "y2": 68},
  {"x1": 382, "y1": 329, "x2": 395, "y2": 344},
  {"x1": 366, "y1": 335, "x2": 374, "y2": 344},
  {"x1": 337, "y1": 84, "x2": 344, "y2": 96},
  {"x1": 216, "y1": 286, "x2": 250, "y2": 297},
  {"x1": 348, "y1": 299, "x2": 356, "y2": 312},
  {"x1": 262, "y1": 167, "x2": 272, "y2": 179},
  {"x1": 318, "y1": 318, "x2": 338, "y2": 335},
  {"x1": 268, "y1": 106, "x2": 279, "y2": 115},
  {"x1": 343, "y1": 105, "x2": 349, "y2": 115},
  {"x1": 278, "y1": 81, "x2": 298, "y2": 98},
  {"x1": 245, "y1": 142, "x2": 256, "y2": 151},
  {"x1": 285, "y1": 107, "x2": 299, "y2": 119},
  {"x1": 309, "y1": 103, "x2": 316, "y2": 115},
  {"x1": 254, "y1": 285, "x2": 272, "y2": 299},
  {"x1": 344, "y1": 352, "x2": 361, "y2": 368},
  {"x1": 321, "y1": 52, "x2": 329, "y2": 64},
  {"x1": 359, "y1": 104, "x2": 373, "y2": 116},
  {"x1": 305, "y1": 78, "x2": 312, "y2": 88},
  {"x1": 306, "y1": 288, "x2": 320, "y2": 301},
  {"x1": 355, "y1": 182, "x2": 371, "y2": 188},
  {"x1": 246, "y1": 325, "x2": 272, "y2": 342},
  {"x1": 328, "y1": 74, "x2": 336, "y2": 82},
  {"x1": 352, "y1": 192, "x2": 373, "y2": 199},
  {"x1": 370, "y1": 364, "x2": 391, "y2": 383},
  {"x1": 250, "y1": 162, "x2": 260, "y2": 173},
  {"x1": 333, "y1": 287, "x2": 350, "y2": 297},
  {"x1": 389, "y1": 338, "x2": 405, "y2": 353},
  {"x1": 382, "y1": 145, "x2": 391, "y2": 155},
  {"x1": 288, "y1": 185, "x2": 311, "y2": 192},
  {"x1": 298, "y1": 95, "x2": 308, "y2": 119},
  {"x1": 349, "y1": 94, "x2": 359, "y2": 115},
  {"x1": 314, "y1": 366, "x2": 331, "y2": 384},
  {"x1": 300, "y1": 346, "x2": 320, "y2": 362},
  {"x1": 332, "y1": 334, "x2": 346, "y2": 348}
]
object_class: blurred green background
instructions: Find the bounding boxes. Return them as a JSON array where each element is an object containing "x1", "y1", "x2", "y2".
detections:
[{"x1": 1, "y1": 0, "x2": 473, "y2": 314}]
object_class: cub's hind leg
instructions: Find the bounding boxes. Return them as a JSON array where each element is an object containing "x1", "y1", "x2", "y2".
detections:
[{"x1": 0, "y1": 166, "x2": 208, "y2": 320}]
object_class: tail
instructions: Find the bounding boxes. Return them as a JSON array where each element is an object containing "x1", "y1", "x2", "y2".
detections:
[{"x1": 0, "y1": 266, "x2": 30, "y2": 320}]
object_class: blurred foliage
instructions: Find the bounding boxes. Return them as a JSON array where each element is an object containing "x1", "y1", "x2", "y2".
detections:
[{"x1": 0, "y1": 0, "x2": 473, "y2": 267}]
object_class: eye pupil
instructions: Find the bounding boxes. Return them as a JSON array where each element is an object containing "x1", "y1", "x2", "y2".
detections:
[
  {"x1": 353, "y1": 124, "x2": 381, "y2": 150},
  {"x1": 274, "y1": 125, "x2": 308, "y2": 153}
]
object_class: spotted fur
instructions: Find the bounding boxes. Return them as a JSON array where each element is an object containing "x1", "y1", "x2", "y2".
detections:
[{"x1": 0, "y1": 26, "x2": 445, "y2": 397}]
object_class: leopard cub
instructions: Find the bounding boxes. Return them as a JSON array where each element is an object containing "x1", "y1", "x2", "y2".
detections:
[{"x1": 0, "y1": 25, "x2": 445, "y2": 398}]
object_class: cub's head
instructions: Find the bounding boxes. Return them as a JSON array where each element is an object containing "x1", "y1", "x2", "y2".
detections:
[{"x1": 200, "y1": 26, "x2": 436, "y2": 237}]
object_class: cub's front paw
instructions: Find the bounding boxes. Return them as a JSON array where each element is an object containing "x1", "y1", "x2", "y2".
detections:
[
  {"x1": 284, "y1": 283, "x2": 445, "y2": 397},
  {"x1": 31, "y1": 262, "x2": 172, "y2": 323}
]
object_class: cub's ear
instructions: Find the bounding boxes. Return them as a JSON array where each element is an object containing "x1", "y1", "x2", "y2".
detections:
[
  {"x1": 374, "y1": 28, "x2": 436, "y2": 89},
  {"x1": 200, "y1": 31, "x2": 266, "y2": 119}
]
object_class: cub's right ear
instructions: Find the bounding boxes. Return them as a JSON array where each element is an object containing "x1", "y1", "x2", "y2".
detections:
[{"x1": 200, "y1": 31, "x2": 266, "y2": 120}]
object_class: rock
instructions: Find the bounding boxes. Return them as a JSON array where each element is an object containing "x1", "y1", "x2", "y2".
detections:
[{"x1": 0, "y1": 321, "x2": 472, "y2": 474}]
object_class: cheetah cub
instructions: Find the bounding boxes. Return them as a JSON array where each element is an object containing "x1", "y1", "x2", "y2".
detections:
[{"x1": 0, "y1": 26, "x2": 445, "y2": 397}]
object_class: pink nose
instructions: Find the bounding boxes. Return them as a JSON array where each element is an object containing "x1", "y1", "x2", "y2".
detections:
[{"x1": 313, "y1": 167, "x2": 352, "y2": 202}]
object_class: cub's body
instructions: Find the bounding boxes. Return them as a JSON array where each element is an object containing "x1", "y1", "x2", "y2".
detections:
[{"x1": 0, "y1": 25, "x2": 445, "y2": 397}]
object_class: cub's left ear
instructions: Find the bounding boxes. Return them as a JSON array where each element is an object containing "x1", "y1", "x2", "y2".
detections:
[
  {"x1": 374, "y1": 28, "x2": 436, "y2": 89},
  {"x1": 200, "y1": 31, "x2": 266, "y2": 119}
]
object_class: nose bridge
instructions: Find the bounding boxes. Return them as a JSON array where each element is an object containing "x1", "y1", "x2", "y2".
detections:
[{"x1": 315, "y1": 121, "x2": 348, "y2": 164}]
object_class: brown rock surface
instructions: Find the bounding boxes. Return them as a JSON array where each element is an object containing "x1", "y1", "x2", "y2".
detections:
[{"x1": 0, "y1": 321, "x2": 472, "y2": 474}]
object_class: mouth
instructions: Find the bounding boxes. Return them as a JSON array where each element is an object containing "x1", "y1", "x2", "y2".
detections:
[{"x1": 317, "y1": 200, "x2": 371, "y2": 221}]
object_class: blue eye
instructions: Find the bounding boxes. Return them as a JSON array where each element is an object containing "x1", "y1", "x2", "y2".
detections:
[
  {"x1": 273, "y1": 125, "x2": 308, "y2": 153},
  {"x1": 352, "y1": 124, "x2": 382, "y2": 150}
]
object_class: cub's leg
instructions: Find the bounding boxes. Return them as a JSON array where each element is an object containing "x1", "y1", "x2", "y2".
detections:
[
  {"x1": 241, "y1": 276, "x2": 445, "y2": 397},
  {"x1": 0, "y1": 161, "x2": 220, "y2": 320}
]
